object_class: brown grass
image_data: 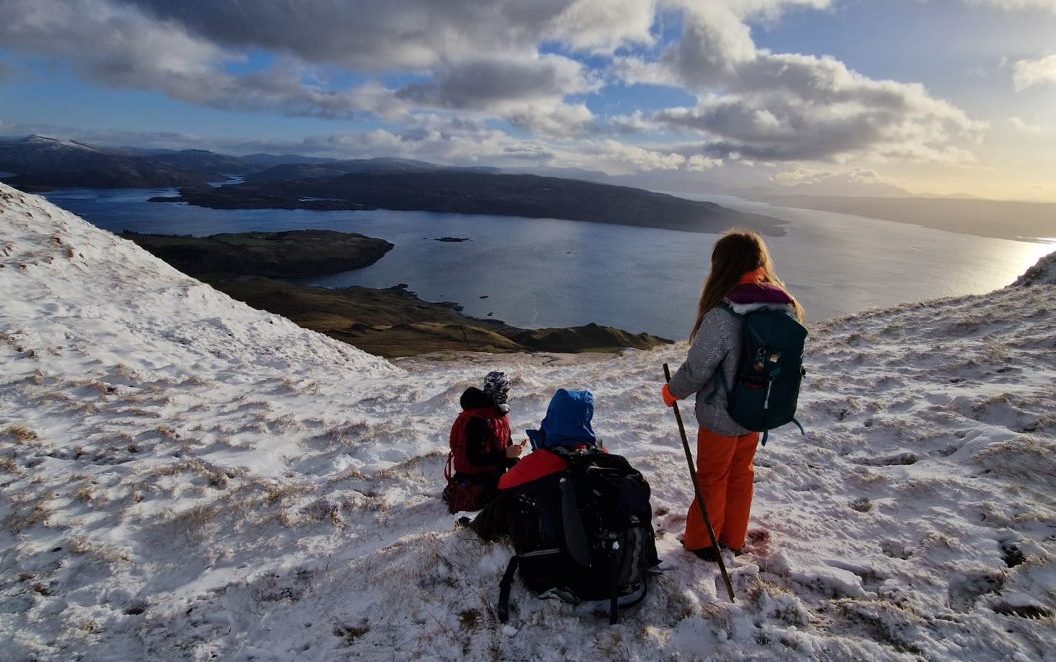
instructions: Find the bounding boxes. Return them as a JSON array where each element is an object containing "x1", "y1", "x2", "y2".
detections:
[
  {"x1": 264, "y1": 483, "x2": 308, "y2": 506},
  {"x1": 70, "y1": 535, "x2": 131, "y2": 565},
  {"x1": 4, "y1": 498, "x2": 52, "y2": 533},
  {"x1": 156, "y1": 425, "x2": 178, "y2": 440},
  {"x1": 167, "y1": 504, "x2": 221, "y2": 538},
  {"x1": 153, "y1": 458, "x2": 238, "y2": 488},
  {"x1": 4, "y1": 425, "x2": 39, "y2": 443}
]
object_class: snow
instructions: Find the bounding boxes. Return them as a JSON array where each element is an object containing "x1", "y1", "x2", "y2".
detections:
[
  {"x1": 13, "y1": 135, "x2": 101, "y2": 152},
  {"x1": 1, "y1": 182, "x2": 1054, "y2": 660}
]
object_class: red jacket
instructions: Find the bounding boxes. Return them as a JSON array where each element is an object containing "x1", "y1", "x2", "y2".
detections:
[
  {"x1": 448, "y1": 388, "x2": 512, "y2": 476},
  {"x1": 498, "y1": 445, "x2": 606, "y2": 490},
  {"x1": 498, "y1": 449, "x2": 567, "y2": 490}
]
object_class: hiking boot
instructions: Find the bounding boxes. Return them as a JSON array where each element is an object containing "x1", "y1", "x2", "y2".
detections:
[
  {"x1": 688, "y1": 546, "x2": 721, "y2": 562},
  {"x1": 455, "y1": 516, "x2": 472, "y2": 529},
  {"x1": 720, "y1": 542, "x2": 746, "y2": 556}
]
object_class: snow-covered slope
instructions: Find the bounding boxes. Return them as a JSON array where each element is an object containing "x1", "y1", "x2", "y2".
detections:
[{"x1": 1, "y1": 183, "x2": 1053, "y2": 660}]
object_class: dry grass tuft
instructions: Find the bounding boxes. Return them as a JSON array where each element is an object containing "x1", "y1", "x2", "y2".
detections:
[
  {"x1": 264, "y1": 482, "x2": 308, "y2": 506},
  {"x1": 4, "y1": 424, "x2": 39, "y2": 443},
  {"x1": 168, "y1": 504, "x2": 221, "y2": 538},
  {"x1": 153, "y1": 458, "x2": 239, "y2": 488},
  {"x1": 982, "y1": 338, "x2": 1009, "y2": 362},
  {"x1": 156, "y1": 425, "x2": 178, "y2": 440},
  {"x1": 74, "y1": 486, "x2": 97, "y2": 503},
  {"x1": 4, "y1": 498, "x2": 52, "y2": 533},
  {"x1": 68, "y1": 535, "x2": 132, "y2": 564},
  {"x1": 329, "y1": 467, "x2": 368, "y2": 483}
]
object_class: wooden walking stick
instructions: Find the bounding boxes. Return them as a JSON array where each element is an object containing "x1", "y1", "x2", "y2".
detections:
[{"x1": 663, "y1": 363, "x2": 736, "y2": 602}]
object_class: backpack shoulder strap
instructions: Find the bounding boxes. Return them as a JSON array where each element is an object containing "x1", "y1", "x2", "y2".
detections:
[
  {"x1": 719, "y1": 301, "x2": 742, "y2": 318},
  {"x1": 699, "y1": 302, "x2": 741, "y2": 402},
  {"x1": 559, "y1": 475, "x2": 591, "y2": 566},
  {"x1": 497, "y1": 547, "x2": 563, "y2": 623},
  {"x1": 547, "y1": 445, "x2": 574, "y2": 461}
]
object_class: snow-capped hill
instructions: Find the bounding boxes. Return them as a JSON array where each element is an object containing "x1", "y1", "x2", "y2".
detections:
[
  {"x1": 0, "y1": 184, "x2": 391, "y2": 379},
  {"x1": 1013, "y1": 246, "x2": 1056, "y2": 286},
  {"x1": 15, "y1": 135, "x2": 101, "y2": 151},
  {"x1": 1, "y1": 185, "x2": 1053, "y2": 660}
]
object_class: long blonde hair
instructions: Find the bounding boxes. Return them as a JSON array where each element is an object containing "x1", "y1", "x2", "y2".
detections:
[{"x1": 689, "y1": 230, "x2": 804, "y2": 339}]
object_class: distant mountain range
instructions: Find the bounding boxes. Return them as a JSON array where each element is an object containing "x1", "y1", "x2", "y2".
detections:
[
  {"x1": 0, "y1": 135, "x2": 785, "y2": 235},
  {"x1": 6, "y1": 134, "x2": 1047, "y2": 240},
  {"x1": 0, "y1": 135, "x2": 216, "y2": 188},
  {"x1": 0, "y1": 135, "x2": 501, "y2": 190}
]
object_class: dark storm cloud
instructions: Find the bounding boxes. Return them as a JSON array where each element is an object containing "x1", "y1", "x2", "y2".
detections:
[{"x1": 117, "y1": 0, "x2": 571, "y2": 69}]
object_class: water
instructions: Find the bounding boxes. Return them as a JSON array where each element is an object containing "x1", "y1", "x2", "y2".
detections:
[{"x1": 43, "y1": 187, "x2": 1053, "y2": 340}]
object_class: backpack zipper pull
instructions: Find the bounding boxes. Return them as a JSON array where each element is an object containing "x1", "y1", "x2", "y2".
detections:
[{"x1": 763, "y1": 379, "x2": 773, "y2": 410}]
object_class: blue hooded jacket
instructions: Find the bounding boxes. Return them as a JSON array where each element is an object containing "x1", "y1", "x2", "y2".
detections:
[{"x1": 526, "y1": 389, "x2": 597, "y2": 449}]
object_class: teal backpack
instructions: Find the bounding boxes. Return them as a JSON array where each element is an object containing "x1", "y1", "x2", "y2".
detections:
[{"x1": 716, "y1": 304, "x2": 808, "y2": 444}]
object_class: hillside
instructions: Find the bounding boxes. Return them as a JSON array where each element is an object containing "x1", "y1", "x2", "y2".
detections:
[
  {"x1": 0, "y1": 136, "x2": 214, "y2": 189},
  {"x1": 0, "y1": 183, "x2": 1053, "y2": 660},
  {"x1": 157, "y1": 171, "x2": 788, "y2": 236}
]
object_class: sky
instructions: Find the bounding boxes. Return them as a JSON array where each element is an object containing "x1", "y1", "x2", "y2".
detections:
[{"x1": 0, "y1": 0, "x2": 1055, "y2": 201}]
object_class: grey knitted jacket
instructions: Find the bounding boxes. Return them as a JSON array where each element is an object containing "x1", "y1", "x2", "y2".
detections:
[{"x1": 669, "y1": 301, "x2": 796, "y2": 436}]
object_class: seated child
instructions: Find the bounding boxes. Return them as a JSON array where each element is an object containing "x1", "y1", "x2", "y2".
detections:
[
  {"x1": 442, "y1": 371, "x2": 525, "y2": 513},
  {"x1": 468, "y1": 388, "x2": 598, "y2": 539}
]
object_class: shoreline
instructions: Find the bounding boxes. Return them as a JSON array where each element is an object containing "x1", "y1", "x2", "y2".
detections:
[{"x1": 122, "y1": 230, "x2": 672, "y2": 358}]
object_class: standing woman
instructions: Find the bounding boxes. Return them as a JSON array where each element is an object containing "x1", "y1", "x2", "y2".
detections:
[{"x1": 662, "y1": 231, "x2": 805, "y2": 561}]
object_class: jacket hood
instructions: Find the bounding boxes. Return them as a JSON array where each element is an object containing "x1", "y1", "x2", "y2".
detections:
[
  {"x1": 526, "y1": 389, "x2": 597, "y2": 449},
  {"x1": 726, "y1": 281, "x2": 794, "y2": 306},
  {"x1": 460, "y1": 387, "x2": 495, "y2": 410}
]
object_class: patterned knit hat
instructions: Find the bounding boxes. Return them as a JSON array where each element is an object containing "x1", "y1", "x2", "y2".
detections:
[{"x1": 482, "y1": 371, "x2": 511, "y2": 410}]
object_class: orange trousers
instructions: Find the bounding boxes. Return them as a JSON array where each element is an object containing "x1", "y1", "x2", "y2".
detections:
[{"x1": 683, "y1": 427, "x2": 760, "y2": 551}]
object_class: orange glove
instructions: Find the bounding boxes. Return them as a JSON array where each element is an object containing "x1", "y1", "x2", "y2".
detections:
[{"x1": 661, "y1": 384, "x2": 678, "y2": 407}]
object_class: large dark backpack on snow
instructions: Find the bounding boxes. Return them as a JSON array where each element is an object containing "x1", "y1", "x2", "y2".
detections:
[
  {"x1": 717, "y1": 303, "x2": 808, "y2": 444},
  {"x1": 497, "y1": 446, "x2": 659, "y2": 624}
]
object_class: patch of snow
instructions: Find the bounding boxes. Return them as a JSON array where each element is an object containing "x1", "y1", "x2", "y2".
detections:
[{"x1": 1, "y1": 183, "x2": 1054, "y2": 660}]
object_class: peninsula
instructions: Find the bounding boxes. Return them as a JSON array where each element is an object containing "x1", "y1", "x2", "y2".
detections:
[
  {"x1": 121, "y1": 230, "x2": 671, "y2": 358},
  {"x1": 152, "y1": 169, "x2": 787, "y2": 236}
]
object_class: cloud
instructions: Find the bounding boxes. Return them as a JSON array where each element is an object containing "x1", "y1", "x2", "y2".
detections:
[
  {"x1": 1013, "y1": 53, "x2": 1056, "y2": 90},
  {"x1": 0, "y1": 0, "x2": 614, "y2": 135},
  {"x1": 769, "y1": 167, "x2": 909, "y2": 195},
  {"x1": 618, "y1": 4, "x2": 982, "y2": 163},
  {"x1": 773, "y1": 167, "x2": 887, "y2": 186},
  {"x1": 0, "y1": 0, "x2": 986, "y2": 173},
  {"x1": 395, "y1": 55, "x2": 598, "y2": 136},
  {"x1": 0, "y1": 0, "x2": 417, "y2": 120},
  {"x1": 1008, "y1": 117, "x2": 1044, "y2": 133},
  {"x1": 119, "y1": 0, "x2": 656, "y2": 67},
  {"x1": 964, "y1": 0, "x2": 1056, "y2": 11},
  {"x1": 547, "y1": 0, "x2": 658, "y2": 54}
]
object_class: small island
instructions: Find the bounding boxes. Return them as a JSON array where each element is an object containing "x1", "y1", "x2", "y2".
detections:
[
  {"x1": 122, "y1": 230, "x2": 393, "y2": 277},
  {"x1": 121, "y1": 230, "x2": 671, "y2": 358}
]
